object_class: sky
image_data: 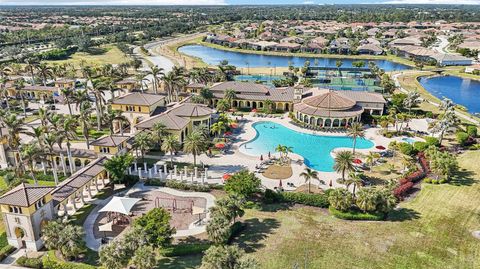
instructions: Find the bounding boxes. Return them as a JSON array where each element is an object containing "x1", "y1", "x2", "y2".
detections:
[{"x1": 0, "y1": 0, "x2": 479, "y2": 5}]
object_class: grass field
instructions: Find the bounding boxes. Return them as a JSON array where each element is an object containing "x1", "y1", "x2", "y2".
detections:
[
  {"x1": 232, "y1": 150, "x2": 480, "y2": 269},
  {"x1": 45, "y1": 45, "x2": 131, "y2": 68}
]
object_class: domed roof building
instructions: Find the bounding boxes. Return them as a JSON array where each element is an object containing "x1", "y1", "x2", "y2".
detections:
[{"x1": 294, "y1": 89, "x2": 385, "y2": 128}]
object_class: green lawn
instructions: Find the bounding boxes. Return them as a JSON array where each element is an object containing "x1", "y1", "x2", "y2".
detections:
[
  {"x1": 45, "y1": 45, "x2": 132, "y2": 68},
  {"x1": 157, "y1": 255, "x2": 203, "y2": 269},
  {"x1": 231, "y1": 150, "x2": 480, "y2": 269}
]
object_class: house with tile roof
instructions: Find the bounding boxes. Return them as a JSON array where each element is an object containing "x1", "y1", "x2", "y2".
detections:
[{"x1": 90, "y1": 135, "x2": 131, "y2": 156}]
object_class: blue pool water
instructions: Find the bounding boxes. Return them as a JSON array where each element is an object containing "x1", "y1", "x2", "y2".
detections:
[
  {"x1": 240, "y1": 121, "x2": 374, "y2": 172},
  {"x1": 402, "y1": 137, "x2": 416, "y2": 144},
  {"x1": 419, "y1": 75, "x2": 480, "y2": 114},
  {"x1": 178, "y1": 45, "x2": 410, "y2": 71}
]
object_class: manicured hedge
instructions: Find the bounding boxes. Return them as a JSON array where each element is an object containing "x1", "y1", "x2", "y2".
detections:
[
  {"x1": 278, "y1": 191, "x2": 330, "y2": 208},
  {"x1": 146, "y1": 179, "x2": 223, "y2": 192},
  {"x1": 160, "y1": 243, "x2": 211, "y2": 257},
  {"x1": 16, "y1": 256, "x2": 43, "y2": 268},
  {"x1": 0, "y1": 245, "x2": 15, "y2": 262},
  {"x1": 329, "y1": 207, "x2": 385, "y2": 221}
]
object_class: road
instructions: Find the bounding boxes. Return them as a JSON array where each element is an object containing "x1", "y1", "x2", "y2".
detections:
[{"x1": 432, "y1": 35, "x2": 450, "y2": 54}]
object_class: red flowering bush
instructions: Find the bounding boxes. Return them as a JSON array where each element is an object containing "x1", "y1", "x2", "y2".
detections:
[{"x1": 393, "y1": 182, "x2": 414, "y2": 199}]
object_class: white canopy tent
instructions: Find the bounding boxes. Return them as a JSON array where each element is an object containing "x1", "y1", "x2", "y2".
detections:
[{"x1": 99, "y1": 196, "x2": 141, "y2": 215}]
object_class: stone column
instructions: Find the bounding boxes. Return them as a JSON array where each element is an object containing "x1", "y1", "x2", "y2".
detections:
[
  {"x1": 138, "y1": 168, "x2": 142, "y2": 179},
  {"x1": 163, "y1": 164, "x2": 167, "y2": 175},
  {"x1": 63, "y1": 203, "x2": 68, "y2": 216},
  {"x1": 134, "y1": 162, "x2": 138, "y2": 172},
  {"x1": 205, "y1": 168, "x2": 208, "y2": 179},
  {"x1": 143, "y1": 162, "x2": 147, "y2": 171},
  {"x1": 184, "y1": 166, "x2": 188, "y2": 177},
  {"x1": 330, "y1": 119, "x2": 333, "y2": 128},
  {"x1": 128, "y1": 167, "x2": 132, "y2": 175},
  {"x1": 174, "y1": 165, "x2": 178, "y2": 176},
  {"x1": 194, "y1": 167, "x2": 198, "y2": 179},
  {"x1": 87, "y1": 184, "x2": 92, "y2": 199},
  {"x1": 80, "y1": 188, "x2": 86, "y2": 204},
  {"x1": 154, "y1": 164, "x2": 158, "y2": 174},
  {"x1": 71, "y1": 196, "x2": 77, "y2": 211},
  {"x1": 148, "y1": 168, "x2": 152, "y2": 178},
  {"x1": 95, "y1": 178, "x2": 99, "y2": 192}
]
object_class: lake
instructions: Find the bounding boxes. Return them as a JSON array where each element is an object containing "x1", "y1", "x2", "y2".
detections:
[
  {"x1": 178, "y1": 45, "x2": 410, "y2": 71},
  {"x1": 419, "y1": 75, "x2": 480, "y2": 114}
]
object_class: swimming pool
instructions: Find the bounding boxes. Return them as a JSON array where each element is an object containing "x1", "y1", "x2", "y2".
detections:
[
  {"x1": 402, "y1": 137, "x2": 416, "y2": 144},
  {"x1": 240, "y1": 121, "x2": 374, "y2": 172}
]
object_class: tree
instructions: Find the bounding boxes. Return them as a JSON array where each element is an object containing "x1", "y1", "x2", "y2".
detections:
[
  {"x1": 0, "y1": 113, "x2": 29, "y2": 175},
  {"x1": 210, "y1": 194, "x2": 245, "y2": 223},
  {"x1": 35, "y1": 63, "x2": 53, "y2": 86},
  {"x1": 355, "y1": 187, "x2": 378, "y2": 213},
  {"x1": 264, "y1": 99, "x2": 274, "y2": 114},
  {"x1": 365, "y1": 151, "x2": 380, "y2": 168},
  {"x1": 42, "y1": 221, "x2": 85, "y2": 260},
  {"x1": 216, "y1": 99, "x2": 230, "y2": 112},
  {"x1": 78, "y1": 103, "x2": 93, "y2": 149},
  {"x1": 134, "y1": 208, "x2": 175, "y2": 247},
  {"x1": 430, "y1": 109, "x2": 458, "y2": 145},
  {"x1": 20, "y1": 142, "x2": 43, "y2": 185},
  {"x1": 333, "y1": 150, "x2": 354, "y2": 181},
  {"x1": 99, "y1": 226, "x2": 147, "y2": 269},
  {"x1": 129, "y1": 245, "x2": 157, "y2": 269},
  {"x1": 328, "y1": 188, "x2": 353, "y2": 212},
  {"x1": 224, "y1": 89, "x2": 237, "y2": 106},
  {"x1": 134, "y1": 131, "x2": 154, "y2": 162},
  {"x1": 58, "y1": 115, "x2": 79, "y2": 174},
  {"x1": 299, "y1": 167, "x2": 320, "y2": 193},
  {"x1": 224, "y1": 170, "x2": 261, "y2": 198},
  {"x1": 206, "y1": 215, "x2": 232, "y2": 245},
  {"x1": 201, "y1": 245, "x2": 259, "y2": 269},
  {"x1": 347, "y1": 122, "x2": 365, "y2": 154},
  {"x1": 184, "y1": 130, "x2": 207, "y2": 167},
  {"x1": 152, "y1": 122, "x2": 168, "y2": 146},
  {"x1": 403, "y1": 91, "x2": 420, "y2": 114},
  {"x1": 104, "y1": 153, "x2": 134, "y2": 184},
  {"x1": 161, "y1": 135, "x2": 180, "y2": 167},
  {"x1": 211, "y1": 121, "x2": 227, "y2": 138},
  {"x1": 42, "y1": 132, "x2": 60, "y2": 185},
  {"x1": 345, "y1": 172, "x2": 363, "y2": 197},
  {"x1": 60, "y1": 88, "x2": 74, "y2": 115}
]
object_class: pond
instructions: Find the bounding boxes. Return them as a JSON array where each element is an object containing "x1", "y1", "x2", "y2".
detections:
[
  {"x1": 418, "y1": 75, "x2": 480, "y2": 114},
  {"x1": 240, "y1": 121, "x2": 374, "y2": 172},
  {"x1": 178, "y1": 45, "x2": 411, "y2": 71}
]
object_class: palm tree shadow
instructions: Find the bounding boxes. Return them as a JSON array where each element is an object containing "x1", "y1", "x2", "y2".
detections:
[
  {"x1": 449, "y1": 169, "x2": 476, "y2": 186},
  {"x1": 386, "y1": 207, "x2": 421, "y2": 222},
  {"x1": 232, "y1": 218, "x2": 281, "y2": 253}
]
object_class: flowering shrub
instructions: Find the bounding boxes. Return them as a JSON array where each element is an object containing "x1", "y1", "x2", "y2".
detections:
[{"x1": 393, "y1": 182, "x2": 414, "y2": 198}]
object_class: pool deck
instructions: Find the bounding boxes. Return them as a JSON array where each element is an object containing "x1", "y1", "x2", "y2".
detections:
[{"x1": 167, "y1": 113, "x2": 392, "y2": 191}]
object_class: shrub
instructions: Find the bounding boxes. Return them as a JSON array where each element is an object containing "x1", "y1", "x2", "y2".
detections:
[
  {"x1": 413, "y1": 141, "x2": 428, "y2": 152},
  {"x1": 242, "y1": 201, "x2": 260, "y2": 209},
  {"x1": 0, "y1": 245, "x2": 15, "y2": 262},
  {"x1": 467, "y1": 126, "x2": 478, "y2": 137},
  {"x1": 160, "y1": 243, "x2": 211, "y2": 257},
  {"x1": 329, "y1": 207, "x2": 385, "y2": 221},
  {"x1": 431, "y1": 179, "x2": 439, "y2": 184},
  {"x1": 425, "y1": 111, "x2": 434, "y2": 118},
  {"x1": 398, "y1": 142, "x2": 417, "y2": 156},
  {"x1": 16, "y1": 256, "x2": 43, "y2": 268},
  {"x1": 425, "y1": 136, "x2": 440, "y2": 147},
  {"x1": 263, "y1": 189, "x2": 281, "y2": 204},
  {"x1": 164, "y1": 180, "x2": 218, "y2": 192},
  {"x1": 456, "y1": 132, "x2": 470, "y2": 146},
  {"x1": 439, "y1": 178, "x2": 447, "y2": 184},
  {"x1": 424, "y1": 178, "x2": 432, "y2": 183},
  {"x1": 279, "y1": 191, "x2": 330, "y2": 208},
  {"x1": 224, "y1": 170, "x2": 261, "y2": 197},
  {"x1": 393, "y1": 182, "x2": 414, "y2": 198}
]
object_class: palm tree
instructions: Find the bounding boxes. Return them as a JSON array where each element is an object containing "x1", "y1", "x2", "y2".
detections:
[
  {"x1": 20, "y1": 142, "x2": 43, "y2": 185},
  {"x1": 403, "y1": 91, "x2": 420, "y2": 114},
  {"x1": 184, "y1": 131, "x2": 206, "y2": 167},
  {"x1": 73, "y1": 88, "x2": 93, "y2": 111},
  {"x1": 300, "y1": 167, "x2": 320, "y2": 193},
  {"x1": 224, "y1": 89, "x2": 236, "y2": 106},
  {"x1": 215, "y1": 99, "x2": 230, "y2": 112},
  {"x1": 210, "y1": 121, "x2": 226, "y2": 138},
  {"x1": 163, "y1": 70, "x2": 186, "y2": 102},
  {"x1": 24, "y1": 57, "x2": 39, "y2": 84},
  {"x1": 333, "y1": 150, "x2": 354, "y2": 181},
  {"x1": 152, "y1": 122, "x2": 168, "y2": 146},
  {"x1": 134, "y1": 132, "x2": 153, "y2": 162},
  {"x1": 60, "y1": 88, "x2": 74, "y2": 115},
  {"x1": 430, "y1": 109, "x2": 458, "y2": 145},
  {"x1": 59, "y1": 115, "x2": 78, "y2": 174},
  {"x1": 264, "y1": 99, "x2": 274, "y2": 114},
  {"x1": 104, "y1": 106, "x2": 128, "y2": 135},
  {"x1": 345, "y1": 172, "x2": 363, "y2": 197},
  {"x1": 1, "y1": 113, "x2": 29, "y2": 175},
  {"x1": 347, "y1": 122, "x2": 365, "y2": 154},
  {"x1": 42, "y1": 132, "x2": 60, "y2": 185},
  {"x1": 147, "y1": 65, "x2": 164, "y2": 94},
  {"x1": 98, "y1": 79, "x2": 121, "y2": 101},
  {"x1": 78, "y1": 105, "x2": 93, "y2": 149},
  {"x1": 161, "y1": 135, "x2": 180, "y2": 168},
  {"x1": 365, "y1": 151, "x2": 380, "y2": 168},
  {"x1": 88, "y1": 80, "x2": 106, "y2": 131},
  {"x1": 13, "y1": 79, "x2": 28, "y2": 118},
  {"x1": 200, "y1": 88, "x2": 213, "y2": 105},
  {"x1": 35, "y1": 63, "x2": 54, "y2": 86},
  {"x1": 356, "y1": 188, "x2": 378, "y2": 213}
]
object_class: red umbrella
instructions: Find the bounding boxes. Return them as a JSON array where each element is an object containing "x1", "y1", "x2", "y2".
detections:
[
  {"x1": 215, "y1": 143, "x2": 225, "y2": 149},
  {"x1": 353, "y1": 159, "x2": 362, "y2": 164},
  {"x1": 222, "y1": 174, "x2": 231, "y2": 180},
  {"x1": 230, "y1": 123, "x2": 238, "y2": 129},
  {"x1": 224, "y1": 131, "x2": 232, "y2": 136},
  {"x1": 260, "y1": 155, "x2": 263, "y2": 161},
  {"x1": 251, "y1": 108, "x2": 257, "y2": 112},
  {"x1": 376, "y1": 145, "x2": 386, "y2": 150}
]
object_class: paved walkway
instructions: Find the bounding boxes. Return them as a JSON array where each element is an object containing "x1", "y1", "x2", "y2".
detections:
[{"x1": 83, "y1": 196, "x2": 114, "y2": 251}]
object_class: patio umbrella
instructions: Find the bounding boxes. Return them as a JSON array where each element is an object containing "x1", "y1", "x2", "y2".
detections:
[
  {"x1": 260, "y1": 155, "x2": 263, "y2": 161},
  {"x1": 215, "y1": 143, "x2": 225, "y2": 149},
  {"x1": 224, "y1": 131, "x2": 232, "y2": 136},
  {"x1": 268, "y1": 151, "x2": 271, "y2": 158},
  {"x1": 230, "y1": 123, "x2": 238, "y2": 129},
  {"x1": 222, "y1": 174, "x2": 231, "y2": 181},
  {"x1": 251, "y1": 108, "x2": 257, "y2": 112},
  {"x1": 353, "y1": 159, "x2": 362, "y2": 164},
  {"x1": 376, "y1": 145, "x2": 386, "y2": 150},
  {"x1": 329, "y1": 179, "x2": 332, "y2": 187},
  {"x1": 279, "y1": 180, "x2": 283, "y2": 188}
]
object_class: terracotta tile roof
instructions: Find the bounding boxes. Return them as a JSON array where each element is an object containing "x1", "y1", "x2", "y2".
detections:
[
  {"x1": 303, "y1": 91, "x2": 356, "y2": 110},
  {"x1": 169, "y1": 103, "x2": 214, "y2": 117},
  {"x1": 136, "y1": 111, "x2": 190, "y2": 130},
  {"x1": 210, "y1": 82, "x2": 294, "y2": 102},
  {"x1": 22, "y1": 85, "x2": 58, "y2": 91},
  {"x1": 90, "y1": 135, "x2": 130, "y2": 147},
  {"x1": 112, "y1": 92, "x2": 166, "y2": 106},
  {"x1": 0, "y1": 183, "x2": 55, "y2": 207}
]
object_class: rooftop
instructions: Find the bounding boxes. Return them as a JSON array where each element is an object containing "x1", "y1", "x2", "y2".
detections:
[
  {"x1": 0, "y1": 183, "x2": 55, "y2": 207},
  {"x1": 112, "y1": 92, "x2": 166, "y2": 106}
]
